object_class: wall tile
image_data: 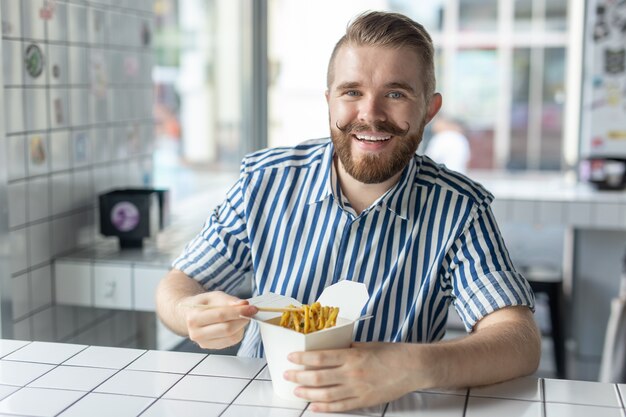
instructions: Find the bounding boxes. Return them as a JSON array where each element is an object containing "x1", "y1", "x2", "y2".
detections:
[
  {"x1": 24, "y1": 88, "x2": 48, "y2": 131},
  {"x1": 21, "y1": 0, "x2": 46, "y2": 41},
  {"x1": 7, "y1": 135, "x2": 27, "y2": 180},
  {"x1": 13, "y1": 317, "x2": 33, "y2": 340},
  {"x1": 8, "y1": 181, "x2": 27, "y2": 228},
  {"x1": 0, "y1": 0, "x2": 22, "y2": 38},
  {"x1": 28, "y1": 221, "x2": 52, "y2": 267},
  {"x1": 94, "y1": 264, "x2": 132, "y2": 309},
  {"x1": 68, "y1": 46, "x2": 89, "y2": 85},
  {"x1": 31, "y1": 307, "x2": 56, "y2": 341},
  {"x1": 71, "y1": 130, "x2": 92, "y2": 167},
  {"x1": 67, "y1": 3, "x2": 88, "y2": 44},
  {"x1": 92, "y1": 127, "x2": 111, "y2": 164},
  {"x1": 2, "y1": 39, "x2": 23, "y2": 86},
  {"x1": 55, "y1": 305, "x2": 78, "y2": 341},
  {"x1": 46, "y1": 0, "x2": 68, "y2": 42},
  {"x1": 133, "y1": 266, "x2": 167, "y2": 311},
  {"x1": 11, "y1": 273, "x2": 31, "y2": 319},
  {"x1": 4, "y1": 88, "x2": 25, "y2": 134},
  {"x1": 70, "y1": 88, "x2": 90, "y2": 126},
  {"x1": 93, "y1": 165, "x2": 112, "y2": 196},
  {"x1": 51, "y1": 216, "x2": 77, "y2": 257},
  {"x1": 55, "y1": 261, "x2": 93, "y2": 307},
  {"x1": 30, "y1": 264, "x2": 53, "y2": 311},
  {"x1": 47, "y1": 44, "x2": 68, "y2": 86},
  {"x1": 10, "y1": 229, "x2": 29, "y2": 275},
  {"x1": 51, "y1": 172, "x2": 72, "y2": 215},
  {"x1": 89, "y1": 8, "x2": 108, "y2": 45},
  {"x1": 72, "y1": 168, "x2": 93, "y2": 208},
  {"x1": 49, "y1": 130, "x2": 71, "y2": 172},
  {"x1": 28, "y1": 176, "x2": 50, "y2": 222}
]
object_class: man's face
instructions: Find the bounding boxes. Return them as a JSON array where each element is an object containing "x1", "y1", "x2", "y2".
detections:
[{"x1": 326, "y1": 44, "x2": 440, "y2": 184}]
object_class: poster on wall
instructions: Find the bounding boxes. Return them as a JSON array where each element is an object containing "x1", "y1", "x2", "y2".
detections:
[{"x1": 581, "y1": 0, "x2": 626, "y2": 157}]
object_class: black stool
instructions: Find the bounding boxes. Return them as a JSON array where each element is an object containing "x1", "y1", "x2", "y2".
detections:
[{"x1": 524, "y1": 266, "x2": 566, "y2": 379}]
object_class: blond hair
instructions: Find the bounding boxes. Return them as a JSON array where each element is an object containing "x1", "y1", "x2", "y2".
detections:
[{"x1": 327, "y1": 11, "x2": 436, "y2": 100}]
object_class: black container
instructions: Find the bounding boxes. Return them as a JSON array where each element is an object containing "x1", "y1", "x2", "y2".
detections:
[
  {"x1": 99, "y1": 188, "x2": 170, "y2": 248},
  {"x1": 580, "y1": 157, "x2": 626, "y2": 191}
]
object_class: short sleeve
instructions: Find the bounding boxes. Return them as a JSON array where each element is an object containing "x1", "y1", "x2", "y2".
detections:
[
  {"x1": 445, "y1": 203, "x2": 535, "y2": 332},
  {"x1": 172, "y1": 177, "x2": 252, "y2": 292}
]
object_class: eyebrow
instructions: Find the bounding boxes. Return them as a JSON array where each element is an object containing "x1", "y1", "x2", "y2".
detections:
[{"x1": 334, "y1": 81, "x2": 417, "y2": 95}]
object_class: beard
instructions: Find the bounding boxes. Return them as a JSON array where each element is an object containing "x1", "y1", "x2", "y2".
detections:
[{"x1": 331, "y1": 118, "x2": 425, "y2": 184}]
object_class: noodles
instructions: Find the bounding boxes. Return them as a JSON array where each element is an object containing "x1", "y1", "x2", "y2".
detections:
[{"x1": 278, "y1": 302, "x2": 340, "y2": 334}]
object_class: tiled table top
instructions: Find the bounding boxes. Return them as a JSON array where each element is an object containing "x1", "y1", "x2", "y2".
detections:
[{"x1": 0, "y1": 340, "x2": 625, "y2": 417}]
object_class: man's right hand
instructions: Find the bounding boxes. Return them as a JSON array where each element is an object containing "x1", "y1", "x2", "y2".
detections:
[{"x1": 180, "y1": 291, "x2": 258, "y2": 350}]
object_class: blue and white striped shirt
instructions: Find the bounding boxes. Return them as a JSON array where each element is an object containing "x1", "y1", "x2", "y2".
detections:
[{"x1": 173, "y1": 138, "x2": 534, "y2": 357}]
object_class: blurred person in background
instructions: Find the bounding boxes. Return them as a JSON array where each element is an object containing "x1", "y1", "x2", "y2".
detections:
[{"x1": 424, "y1": 113, "x2": 470, "y2": 174}]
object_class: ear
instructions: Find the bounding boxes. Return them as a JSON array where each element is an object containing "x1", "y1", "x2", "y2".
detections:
[
  {"x1": 325, "y1": 90, "x2": 330, "y2": 104},
  {"x1": 425, "y1": 93, "x2": 442, "y2": 124}
]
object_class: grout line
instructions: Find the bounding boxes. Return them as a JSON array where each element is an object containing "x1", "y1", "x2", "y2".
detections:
[
  {"x1": 540, "y1": 378, "x2": 546, "y2": 417},
  {"x1": 615, "y1": 384, "x2": 625, "y2": 409},
  {"x1": 462, "y1": 386, "x2": 470, "y2": 417}
]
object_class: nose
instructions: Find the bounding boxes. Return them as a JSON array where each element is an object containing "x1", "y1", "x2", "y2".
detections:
[{"x1": 358, "y1": 95, "x2": 387, "y2": 124}]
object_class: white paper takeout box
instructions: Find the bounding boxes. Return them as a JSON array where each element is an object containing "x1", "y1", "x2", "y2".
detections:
[{"x1": 248, "y1": 280, "x2": 369, "y2": 401}]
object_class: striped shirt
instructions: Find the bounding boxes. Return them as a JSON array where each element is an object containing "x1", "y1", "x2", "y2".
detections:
[{"x1": 173, "y1": 138, "x2": 534, "y2": 357}]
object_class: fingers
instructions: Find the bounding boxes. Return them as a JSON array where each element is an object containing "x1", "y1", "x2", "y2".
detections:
[
  {"x1": 284, "y1": 367, "x2": 342, "y2": 387},
  {"x1": 294, "y1": 384, "x2": 356, "y2": 403},
  {"x1": 287, "y1": 349, "x2": 347, "y2": 368}
]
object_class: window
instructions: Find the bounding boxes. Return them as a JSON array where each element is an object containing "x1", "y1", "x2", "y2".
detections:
[{"x1": 267, "y1": 0, "x2": 578, "y2": 171}]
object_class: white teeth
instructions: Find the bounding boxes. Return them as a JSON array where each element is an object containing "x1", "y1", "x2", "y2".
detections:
[{"x1": 355, "y1": 134, "x2": 391, "y2": 141}]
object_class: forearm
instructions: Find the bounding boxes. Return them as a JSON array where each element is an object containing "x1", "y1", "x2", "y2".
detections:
[
  {"x1": 155, "y1": 269, "x2": 205, "y2": 336},
  {"x1": 407, "y1": 307, "x2": 541, "y2": 390}
]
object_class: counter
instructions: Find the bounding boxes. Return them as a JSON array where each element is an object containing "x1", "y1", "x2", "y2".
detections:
[{"x1": 0, "y1": 339, "x2": 624, "y2": 417}]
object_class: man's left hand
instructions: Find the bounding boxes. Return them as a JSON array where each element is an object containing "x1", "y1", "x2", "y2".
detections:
[{"x1": 283, "y1": 342, "x2": 418, "y2": 413}]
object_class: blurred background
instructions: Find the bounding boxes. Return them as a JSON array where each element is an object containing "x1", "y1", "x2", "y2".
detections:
[{"x1": 2, "y1": 0, "x2": 626, "y2": 384}]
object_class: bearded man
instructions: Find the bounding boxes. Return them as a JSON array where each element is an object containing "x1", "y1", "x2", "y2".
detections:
[{"x1": 156, "y1": 11, "x2": 540, "y2": 413}]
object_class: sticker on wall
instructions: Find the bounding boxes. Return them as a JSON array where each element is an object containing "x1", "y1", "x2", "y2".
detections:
[
  {"x1": 53, "y1": 98, "x2": 64, "y2": 125},
  {"x1": 90, "y1": 52, "x2": 108, "y2": 98},
  {"x1": 141, "y1": 22, "x2": 151, "y2": 47},
  {"x1": 73, "y1": 132, "x2": 88, "y2": 164},
  {"x1": 24, "y1": 44, "x2": 45, "y2": 79},
  {"x1": 52, "y1": 64, "x2": 61, "y2": 80},
  {"x1": 39, "y1": 0, "x2": 57, "y2": 20},
  {"x1": 111, "y1": 201, "x2": 140, "y2": 232},
  {"x1": 593, "y1": 4, "x2": 610, "y2": 42},
  {"x1": 127, "y1": 124, "x2": 140, "y2": 154},
  {"x1": 605, "y1": 48, "x2": 625, "y2": 74},
  {"x1": 29, "y1": 136, "x2": 46, "y2": 165},
  {"x1": 2, "y1": 20, "x2": 12, "y2": 36}
]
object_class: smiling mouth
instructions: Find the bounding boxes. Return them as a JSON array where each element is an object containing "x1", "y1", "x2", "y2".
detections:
[{"x1": 353, "y1": 133, "x2": 392, "y2": 143}]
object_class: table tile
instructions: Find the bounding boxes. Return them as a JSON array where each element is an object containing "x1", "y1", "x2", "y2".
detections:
[
  {"x1": 0, "y1": 386, "x2": 18, "y2": 402},
  {"x1": 163, "y1": 375, "x2": 249, "y2": 403},
  {"x1": 142, "y1": 399, "x2": 226, "y2": 417},
  {"x1": 416, "y1": 387, "x2": 468, "y2": 396},
  {"x1": 544, "y1": 378, "x2": 621, "y2": 407},
  {"x1": 386, "y1": 391, "x2": 466, "y2": 416},
  {"x1": 466, "y1": 397, "x2": 541, "y2": 417},
  {"x1": 58, "y1": 392, "x2": 153, "y2": 417},
  {"x1": 28, "y1": 365, "x2": 116, "y2": 391},
  {"x1": 545, "y1": 402, "x2": 624, "y2": 417},
  {"x1": 301, "y1": 403, "x2": 386, "y2": 416},
  {"x1": 3, "y1": 341, "x2": 86, "y2": 364},
  {"x1": 0, "y1": 387, "x2": 85, "y2": 417},
  {"x1": 126, "y1": 350, "x2": 205, "y2": 374},
  {"x1": 255, "y1": 365, "x2": 272, "y2": 380},
  {"x1": 94, "y1": 369, "x2": 182, "y2": 397},
  {"x1": 233, "y1": 380, "x2": 308, "y2": 410},
  {"x1": 225, "y1": 405, "x2": 303, "y2": 417},
  {"x1": 469, "y1": 376, "x2": 540, "y2": 401},
  {"x1": 63, "y1": 346, "x2": 145, "y2": 369},
  {"x1": 191, "y1": 354, "x2": 266, "y2": 379},
  {"x1": 0, "y1": 340, "x2": 29, "y2": 358},
  {"x1": 0, "y1": 360, "x2": 55, "y2": 386}
]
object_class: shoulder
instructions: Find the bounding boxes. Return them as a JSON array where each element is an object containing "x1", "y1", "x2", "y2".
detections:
[
  {"x1": 240, "y1": 138, "x2": 330, "y2": 175},
  {"x1": 415, "y1": 154, "x2": 493, "y2": 208}
]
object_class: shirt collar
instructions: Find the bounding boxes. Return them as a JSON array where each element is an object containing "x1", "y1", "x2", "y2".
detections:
[{"x1": 306, "y1": 139, "x2": 420, "y2": 221}]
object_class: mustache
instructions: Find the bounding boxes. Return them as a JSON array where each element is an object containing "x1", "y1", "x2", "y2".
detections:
[{"x1": 335, "y1": 120, "x2": 410, "y2": 137}]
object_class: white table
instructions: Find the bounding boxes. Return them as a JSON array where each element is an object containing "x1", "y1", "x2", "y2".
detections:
[{"x1": 0, "y1": 340, "x2": 624, "y2": 417}]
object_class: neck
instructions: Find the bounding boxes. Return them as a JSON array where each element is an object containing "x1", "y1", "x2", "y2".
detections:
[{"x1": 334, "y1": 156, "x2": 403, "y2": 215}]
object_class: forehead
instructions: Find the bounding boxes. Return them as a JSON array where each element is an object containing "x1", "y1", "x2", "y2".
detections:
[{"x1": 330, "y1": 44, "x2": 423, "y2": 90}]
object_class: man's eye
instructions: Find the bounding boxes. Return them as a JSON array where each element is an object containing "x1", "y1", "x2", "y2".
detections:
[
  {"x1": 387, "y1": 91, "x2": 404, "y2": 99},
  {"x1": 345, "y1": 90, "x2": 360, "y2": 97}
]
